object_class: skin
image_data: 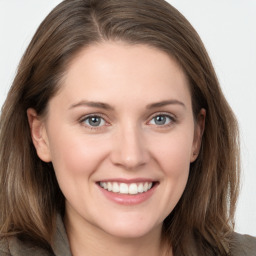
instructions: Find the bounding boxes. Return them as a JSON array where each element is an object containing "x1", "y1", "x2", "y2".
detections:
[{"x1": 28, "y1": 42, "x2": 205, "y2": 256}]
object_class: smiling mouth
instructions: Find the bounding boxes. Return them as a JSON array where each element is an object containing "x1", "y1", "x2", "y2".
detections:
[{"x1": 98, "y1": 181, "x2": 156, "y2": 195}]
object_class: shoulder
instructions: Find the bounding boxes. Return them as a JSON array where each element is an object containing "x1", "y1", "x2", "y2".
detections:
[
  {"x1": 0, "y1": 238, "x2": 10, "y2": 256},
  {"x1": 230, "y1": 232, "x2": 256, "y2": 256},
  {"x1": 0, "y1": 236, "x2": 51, "y2": 256},
  {"x1": 0, "y1": 214, "x2": 70, "y2": 256}
]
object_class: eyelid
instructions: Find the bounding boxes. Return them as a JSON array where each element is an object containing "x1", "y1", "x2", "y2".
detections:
[
  {"x1": 79, "y1": 113, "x2": 110, "y2": 129},
  {"x1": 78, "y1": 111, "x2": 176, "y2": 130},
  {"x1": 146, "y1": 112, "x2": 177, "y2": 126}
]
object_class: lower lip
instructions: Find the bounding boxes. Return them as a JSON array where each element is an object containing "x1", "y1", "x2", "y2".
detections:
[{"x1": 98, "y1": 184, "x2": 158, "y2": 205}]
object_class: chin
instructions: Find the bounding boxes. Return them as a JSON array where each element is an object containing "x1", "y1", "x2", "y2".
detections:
[{"x1": 100, "y1": 218, "x2": 162, "y2": 239}]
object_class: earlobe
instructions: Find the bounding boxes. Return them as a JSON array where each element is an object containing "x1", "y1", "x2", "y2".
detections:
[
  {"x1": 27, "y1": 108, "x2": 52, "y2": 162},
  {"x1": 190, "y1": 108, "x2": 206, "y2": 162}
]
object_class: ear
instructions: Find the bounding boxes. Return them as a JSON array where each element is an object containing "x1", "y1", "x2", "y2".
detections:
[
  {"x1": 27, "y1": 108, "x2": 51, "y2": 162},
  {"x1": 190, "y1": 108, "x2": 206, "y2": 162}
]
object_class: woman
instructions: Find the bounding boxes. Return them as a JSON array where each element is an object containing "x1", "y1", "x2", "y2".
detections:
[{"x1": 0, "y1": 0, "x2": 255, "y2": 255}]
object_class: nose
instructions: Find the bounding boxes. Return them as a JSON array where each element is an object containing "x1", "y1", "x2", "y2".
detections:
[{"x1": 110, "y1": 124, "x2": 149, "y2": 170}]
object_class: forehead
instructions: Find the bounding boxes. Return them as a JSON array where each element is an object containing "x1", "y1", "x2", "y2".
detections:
[{"x1": 53, "y1": 41, "x2": 191, "y2": 109}]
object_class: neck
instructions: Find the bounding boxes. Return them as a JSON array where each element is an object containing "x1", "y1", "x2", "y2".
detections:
[{"x1": 64, "y1": 212, "x2": 172, "y2": 256}]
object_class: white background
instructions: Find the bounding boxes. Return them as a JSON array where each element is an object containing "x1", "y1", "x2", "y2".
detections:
[{"x1": 0, "y1": 0, "x2": 255, "y2": 236}]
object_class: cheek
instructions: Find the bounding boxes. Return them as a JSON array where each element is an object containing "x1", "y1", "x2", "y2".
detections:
[
  {"x1": 151, "y1": 130, "x2": 194, "y2": 172},
  {"x1": 149, "y1": 130, "x2": 194, "y2": 209},
  {"x1": 48, "y1": 131, "x2": 110, "y2": 179},
  {"x1": 48, "y1": 133, "x2": 111, "y2": 208},
  {"x1": 158, "y1": 135, "x2": 192, "y2": 192}
]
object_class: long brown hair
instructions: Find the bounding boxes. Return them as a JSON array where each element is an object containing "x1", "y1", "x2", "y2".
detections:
[{"x1": 0, "y1": 0, "x2": 240, "y2": 255}]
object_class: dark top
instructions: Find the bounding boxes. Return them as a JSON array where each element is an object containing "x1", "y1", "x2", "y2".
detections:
[{"x1": 0, "y1": 215, "x2": 255, "y2": 255}]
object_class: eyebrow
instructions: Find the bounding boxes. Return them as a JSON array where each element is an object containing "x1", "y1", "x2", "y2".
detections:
[
  {"x1": 146, "y1": 100, "x2": 186, "y2": 109},
  {"x1": 69, "y1": 99, "x2": 185, "y2": 111},
  {"x1": 69, "y1": 100, "x2": 114, "y2": 110}
]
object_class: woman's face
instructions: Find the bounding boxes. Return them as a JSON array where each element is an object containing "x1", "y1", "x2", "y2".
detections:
[{"x1": 29, "y1": 42, "x2": 204, "y2": 239}]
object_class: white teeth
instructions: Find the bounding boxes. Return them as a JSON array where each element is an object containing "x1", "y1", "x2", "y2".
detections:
[
  {"x1": 99, "y1": 182, "x2": 153, "y2": 195},
  {"x1": 119, "y1": 183, "x2": 129, "y2": 194},
  {"x1": 138, "y1": 183, "x2": 144, "y2": 193},
  {"x1": 107, "y1": 182, "x2": 112, "y2": 191},
  {"x1": 112, "y1": 182, "x2": 119, "y2": 193},
  {"x1": 129, "y1": 183, "x2": 138, "y2": 195},
  {"x1": 143, "y1": 182, "x2": 149, "y2": 191}
]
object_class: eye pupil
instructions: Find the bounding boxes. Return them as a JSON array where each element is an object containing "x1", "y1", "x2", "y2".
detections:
[
  {"x1": 89, "y1": 117, "x2": 101, "y2": 126},
  {"x1": 154, "y1": 115, "x2": 166, "y2": 125}
]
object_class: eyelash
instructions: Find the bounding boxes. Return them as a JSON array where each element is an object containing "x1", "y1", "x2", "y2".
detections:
[
  {"x1": 147, "y1": 112, "x2": 176, "y2": 128},
  {"x1": 79, "y1": 112, "x2": 176, "y2": 130},
  {"x1": 79, "y1": 114, "x2": 109, "y2": 130}
]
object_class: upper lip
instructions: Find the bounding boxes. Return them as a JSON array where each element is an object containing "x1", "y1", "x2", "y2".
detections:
[{"x1": 97, "y1": 178, "x2": 157, "y2": 184}]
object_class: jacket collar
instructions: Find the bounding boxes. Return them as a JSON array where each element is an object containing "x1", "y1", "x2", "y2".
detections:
[
  {"x1": 7, "y1": 214, "x2": 72, "y2": 256},
  {"x1": 52, "y1": 214, "x2": 72, "y2": 256}
]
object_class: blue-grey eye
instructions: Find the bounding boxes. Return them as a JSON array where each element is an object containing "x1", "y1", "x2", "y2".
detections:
[
  {"x1": 84, "y1": 116, "x2": 106, "y2": 127},
  {"x1": 149, "y1": 115, "x2": 172, "y2": 125}
]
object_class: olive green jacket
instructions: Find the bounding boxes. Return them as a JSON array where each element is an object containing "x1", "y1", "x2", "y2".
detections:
[{"x1": 0, "y1": 215, "x2": 256, "y2": 256}]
